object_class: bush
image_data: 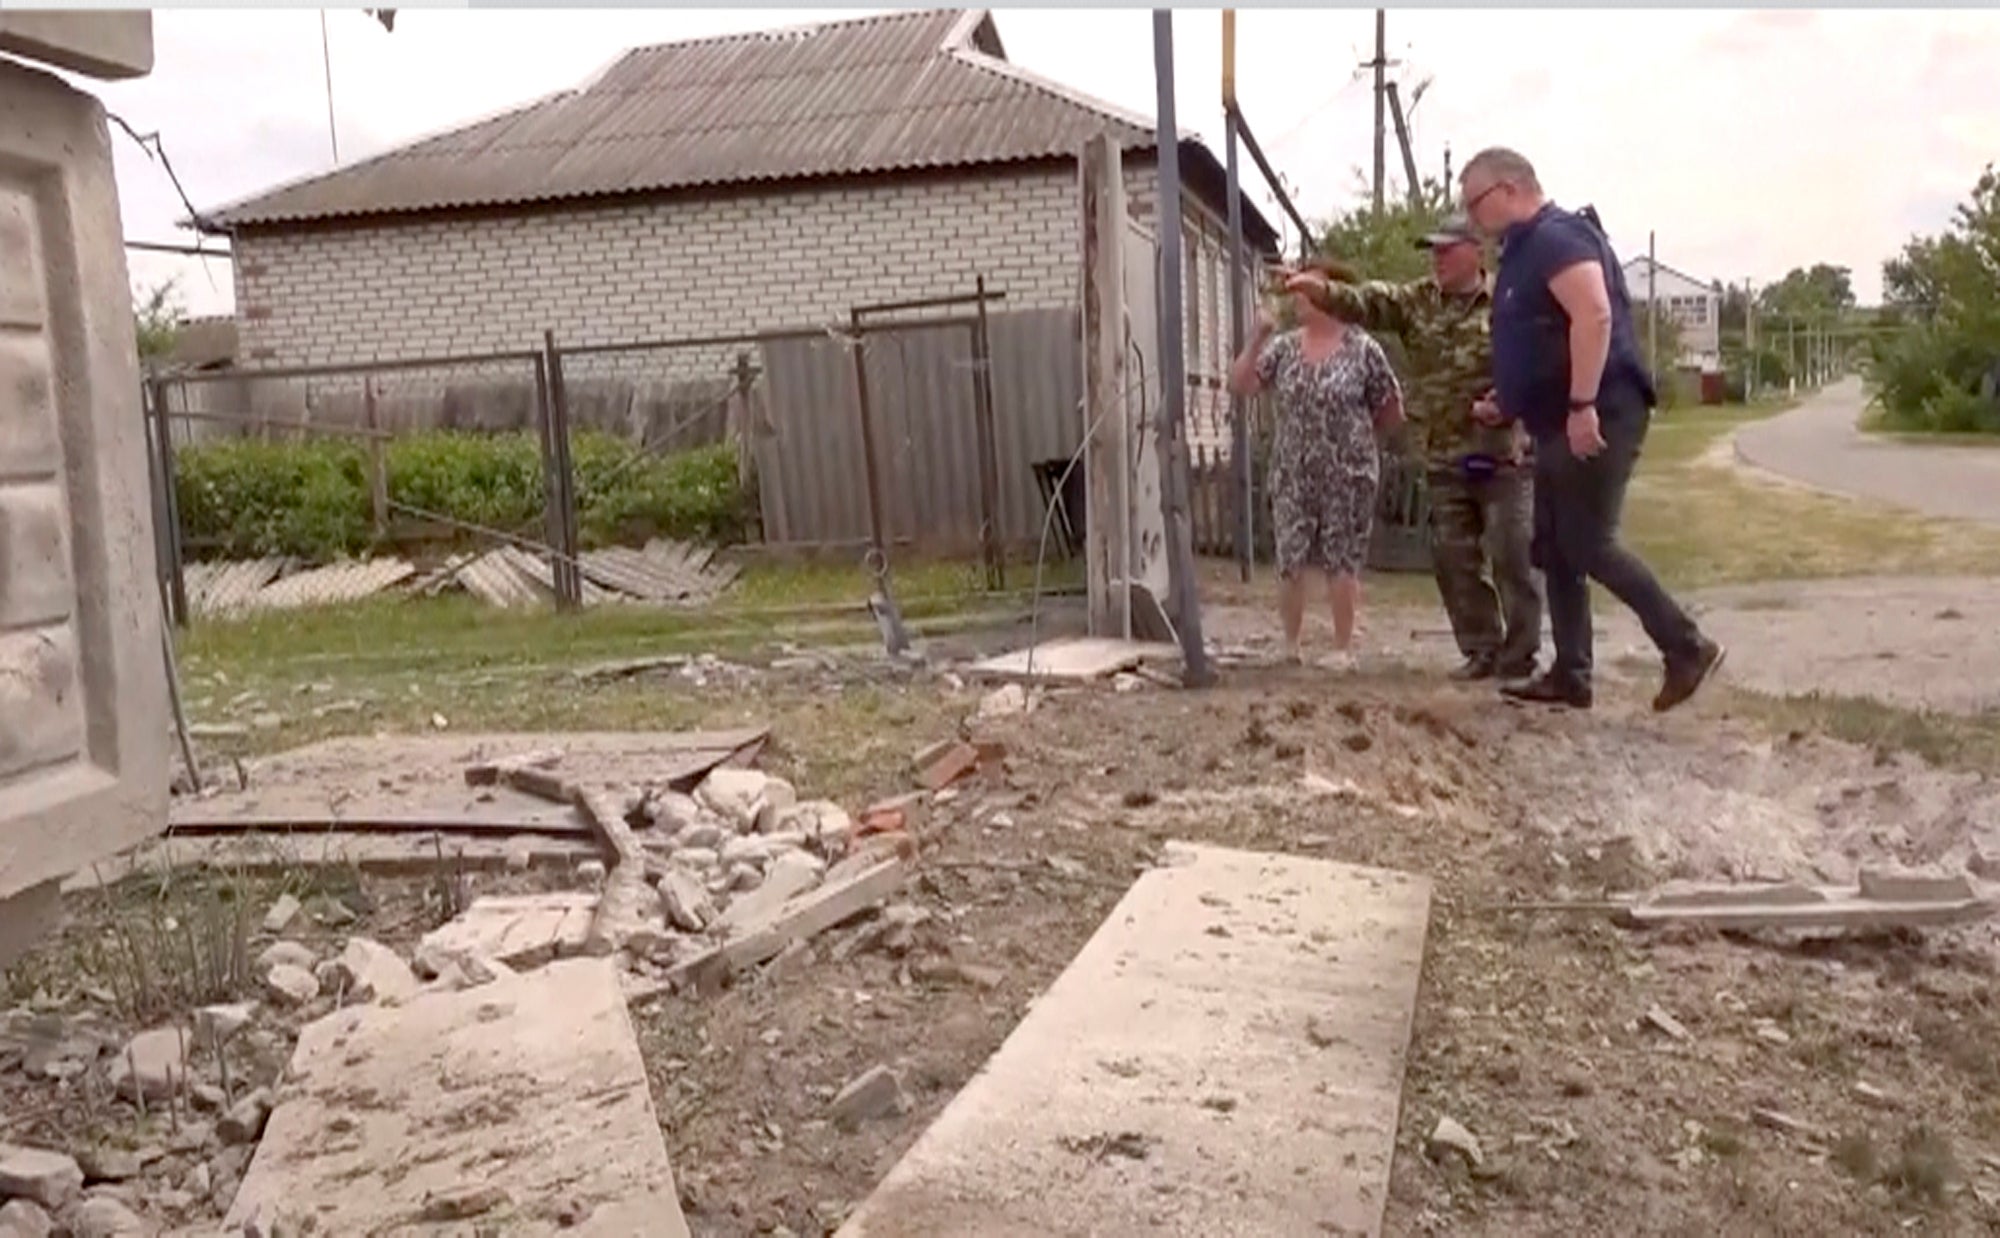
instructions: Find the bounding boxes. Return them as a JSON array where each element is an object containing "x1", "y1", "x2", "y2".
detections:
[{"x1": 175, "y1": 431, "x2": 749, "y2": 561}]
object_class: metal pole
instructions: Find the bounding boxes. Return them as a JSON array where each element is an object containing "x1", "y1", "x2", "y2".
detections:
[
  {"x1": 1153, "y1": 9, "x2": 1213, "y2": 687},
  {"x1": 319, "y1": 11, "x2": 341, "y2": 165},
  {"x1": 971, "y1": 274, "x2": 1004, "y2": 591},
  {"x1": 848, "y1": 308, "x2": 890, "y2": 560},
  {"x1": 146, "y1": 376, "x2": 189, "y2": 627},
  {"x1": 1224, "y1": 105, "x2": 1251, "y2": 584}
]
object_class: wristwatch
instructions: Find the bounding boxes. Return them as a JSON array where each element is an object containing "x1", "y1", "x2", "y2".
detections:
[{"x1": 1567, "y1": 396, "x2": 1596, "y2": 412}]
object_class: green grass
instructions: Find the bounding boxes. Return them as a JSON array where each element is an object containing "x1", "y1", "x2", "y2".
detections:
[{"x1": 1625, "y1": 401, "x2": 2000, "y2": 587}]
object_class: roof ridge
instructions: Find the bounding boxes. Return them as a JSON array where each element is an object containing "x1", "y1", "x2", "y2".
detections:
[
  {"x1": 617, "y1": 7, "x2": 963, "y2": 59},
  {"x1": 943, "y1": 26, "x2": 1157, "y2": 141}
]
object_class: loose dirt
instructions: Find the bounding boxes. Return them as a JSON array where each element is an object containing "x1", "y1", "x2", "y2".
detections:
[{"x1": 10, "y1": 630, "x2": 2000, "y2": 1235}]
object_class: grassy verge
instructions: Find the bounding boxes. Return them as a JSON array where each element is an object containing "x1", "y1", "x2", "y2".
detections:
[
  {"x1": 1727, "y1": 687, "x2": 2000, "y2": 776},
  {"x1": 1625, "y1": 401, "x2": 2000, "y2": 586}
]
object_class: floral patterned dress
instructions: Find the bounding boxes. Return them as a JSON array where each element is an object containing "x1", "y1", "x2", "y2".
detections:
[{"x1": 1256, "y1": 327, "x2": 1402, "y2": 577}]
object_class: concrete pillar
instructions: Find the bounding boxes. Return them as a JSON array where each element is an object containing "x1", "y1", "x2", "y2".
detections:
[{"x1": 0, "y1": 14, "x2": 168, "y2": 963}]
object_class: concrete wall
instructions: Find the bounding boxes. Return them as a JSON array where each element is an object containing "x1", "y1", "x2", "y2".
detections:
[
  {"x1": 229, "y1": 160, "x2": 1249, "y2": 451},
  {"x1": 0, "y1": 57, "x2": 167, "y2": 954}
]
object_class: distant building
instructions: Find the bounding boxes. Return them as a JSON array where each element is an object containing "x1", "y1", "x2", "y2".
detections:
[
  {"x1": 1621, "y1": 255, "x2": 1721, "y2": 372},
  {"x1": 198, "y1": 8, "x2": 1279, "y2": 450}
]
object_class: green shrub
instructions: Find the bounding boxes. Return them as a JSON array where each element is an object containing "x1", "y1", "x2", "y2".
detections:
[{"x1": 174, "y1": 431, "x2": 749, "y2": 561}]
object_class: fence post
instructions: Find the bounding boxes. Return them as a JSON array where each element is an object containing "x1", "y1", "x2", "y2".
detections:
[
  {"x1": 970, "y1": 274, "x2": 1004, "y2": 592},
  {"x1": 534, "y1": 338, "x2": 581, "y2": 610},
  {"x1": 363, "y1": 376, "x2": 388, "y2": 539},
  {"x1": 848, "y1": 308, "x2": 890, "y2": 561},
  {"x1": 145, "y1": 375, "x2": 189, "y2": 627},
  {"x1": 731, "y1": 351, "x2": 757, "y2": 492}
]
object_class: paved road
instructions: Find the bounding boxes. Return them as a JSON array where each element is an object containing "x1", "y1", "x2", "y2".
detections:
[{"x1": 1734, "y1": 378, "x2": 2000, "y2": 526}]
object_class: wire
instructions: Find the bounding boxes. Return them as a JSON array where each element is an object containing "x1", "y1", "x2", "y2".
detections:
[{"x1": 106, "y1": 115, "x2": 218, "y2": 234}]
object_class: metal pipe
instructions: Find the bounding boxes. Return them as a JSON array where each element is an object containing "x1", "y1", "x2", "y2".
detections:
[
  {"x1": 1152, "y1": 9, "x2": 1213, "y2": 686},
  {"x1": 168, "y1": 350, "x2": 542, "y2": 385},
  {"x1": 853, "y1": 288, "x2": 1009, "y2": 318}
]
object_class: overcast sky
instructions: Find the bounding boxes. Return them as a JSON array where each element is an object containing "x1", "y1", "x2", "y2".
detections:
[{"x1": 88, "y1": 7, "x2": 2000, "y2": 320}]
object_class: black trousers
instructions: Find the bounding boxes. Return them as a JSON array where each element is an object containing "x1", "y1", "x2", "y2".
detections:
[{"x1": 1530, "y1": 400, "x2": 1701, "y2": 685}]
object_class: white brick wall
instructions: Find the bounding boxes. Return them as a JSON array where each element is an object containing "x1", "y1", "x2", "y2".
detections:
[
  {"x1": 232, "y1": 158, "x2": 1262, "y2": 449},
  {"x1": 234, "y1": 165, "x2": 1089, "y2": 368}
]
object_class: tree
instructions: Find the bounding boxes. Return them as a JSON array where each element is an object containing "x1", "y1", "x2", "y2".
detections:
[
  {"x1": 1312, "y1": 170, "x2": 1455, "y2": 285},
  {"x1": 133, "y1": 277, "x2": 183, "y2": 366},
  {"x1": 1869, "y1": 165, "x2": 2000, "y2": 431}
]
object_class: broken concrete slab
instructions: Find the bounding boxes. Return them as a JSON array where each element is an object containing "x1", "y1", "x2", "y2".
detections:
[
  {"x1": 224, "y1": 957, "x2": 689, "y2": 1237},
  {"x1": 1620, "y1": 877, "x2": 1997, "y2": 932},
  {"x1": 676, "y1": 859, "x2": 906, "y2": 994},
  {"x1": 64, "y1": 831, "x2": 602, "y2": 893},
  {"x1": 969, "y1": 636, "x2": 1181, "y2": 684},
  {"x1": 418, "y1": 892, "x2": 597, "y2": 970},
  {"x1": 836, "y1": 843, "x2": 1431, "y2": 1238},
  {"x1": 712, "y1": 851, "x2": 824, "y2": 935}
]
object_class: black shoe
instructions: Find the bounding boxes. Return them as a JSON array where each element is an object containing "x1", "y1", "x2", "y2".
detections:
[
  {"x1": 1494, "y1": 658, "x2": 1538, "y2": 682},
  {"x1": 1500, "y1": 673, "x2": 1592, "y2": 709},
  {"x1": 1449, "y1": 655, "x2": 1497, "y2": 682},
  {"x1": 1654, "y1": 637, "x2": 1726, "y2": 713}
]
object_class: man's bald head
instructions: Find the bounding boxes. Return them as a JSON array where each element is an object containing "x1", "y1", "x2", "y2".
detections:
[{"x1": 1459, "y1": 146, "x2": 1547, "y2": 233}]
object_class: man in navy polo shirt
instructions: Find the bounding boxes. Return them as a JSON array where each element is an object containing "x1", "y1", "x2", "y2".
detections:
[{"x1": 1458, "y1": 146, "x2": 1724, "y2": 711}]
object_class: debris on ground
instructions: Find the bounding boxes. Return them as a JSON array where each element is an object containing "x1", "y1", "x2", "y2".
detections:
[
  {"x1": 831, "y1": 1065, "x2": 909, "y2": 1131},
  {"x1": 1616, "y1": 868, "x2": 1996, "y2": 933},
  {"x1": 180, "y1": 539, "x2": 739, "y2": 620},
  {"x1": 1426, "y1": 1116, "x2": 1485, "y2": 1169},
  {"x1": 969, "y1": 636, "x2": 1181, "y2": 684}
]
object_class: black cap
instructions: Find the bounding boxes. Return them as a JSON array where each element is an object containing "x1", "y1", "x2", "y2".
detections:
[{"x1": 1416, "y1": 213, "x2": 1478, "y2": 249}]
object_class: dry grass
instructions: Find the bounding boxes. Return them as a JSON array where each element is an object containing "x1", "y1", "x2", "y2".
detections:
[{"x1": 1627, "y1": 403, "x2": 2000, "y2": 586}]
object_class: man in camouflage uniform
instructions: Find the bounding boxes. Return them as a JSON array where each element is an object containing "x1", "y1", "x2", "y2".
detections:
[{"x1": 1288, "y1": 215, "x2": 1542, "y2": 680}]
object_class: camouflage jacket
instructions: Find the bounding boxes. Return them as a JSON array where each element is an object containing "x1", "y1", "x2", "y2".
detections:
[{"x1": 1307, "y1": 276, "x2": 1520, "y2": 471}]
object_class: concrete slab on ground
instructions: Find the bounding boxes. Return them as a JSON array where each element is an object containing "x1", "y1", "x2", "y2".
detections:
[
  {"x1": 225, "y1": 956, "x2": 689, "y2": 1236},
  {"x1": 837, "y1": 842, "x2": 1432, "y2": 1238},
  {"x1": 167, "y1": 729, "x2": 768, "y2": 837},
  {"x1": 970, "y1": 636, "x2": 1180, "y2": 683}
]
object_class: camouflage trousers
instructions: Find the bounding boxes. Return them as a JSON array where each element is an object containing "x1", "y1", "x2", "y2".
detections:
[{"x1": 1427, "y1": 467, "x2": 1542, "y2": 673}]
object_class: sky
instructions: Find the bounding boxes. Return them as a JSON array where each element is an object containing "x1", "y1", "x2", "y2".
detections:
[{"x1": 82, "y1": 7, "x2": 2000, "y2": 320}]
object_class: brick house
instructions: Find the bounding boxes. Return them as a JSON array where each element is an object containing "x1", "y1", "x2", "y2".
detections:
[{"x1": 200, "y1": 8, "x2": 1280, "y2": 451}]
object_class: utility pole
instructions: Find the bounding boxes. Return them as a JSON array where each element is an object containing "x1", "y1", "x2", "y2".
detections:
[
  {"x1": 1385, "y1": 81, "x2": 1422, "y2": 211},
  {"x1": 1369, "y1": 9, "x2": 1387, "y2": 214},
  {"x1": 1222, "y1": 10, "x2": 1251, "y2": 584},
  {"x1": 1745, "y1": 279, "x2": 1758, "y2": 400},
  {"x1": 1152, "y1": 10, "x2": 1213, "y2": 687},
  {"x1": 1442, "y1": 142, "x2": 1452, "y2": 189}
]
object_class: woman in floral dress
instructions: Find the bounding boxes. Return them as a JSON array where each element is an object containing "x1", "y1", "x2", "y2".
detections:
[{"x1": 1229, "y1": 258, "x2": 1405, "y2": 669}]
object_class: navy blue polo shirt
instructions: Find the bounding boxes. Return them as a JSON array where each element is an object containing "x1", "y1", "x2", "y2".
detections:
[{"x1": 1490, "y1": 203, "x2": 1654, "y2": 440}]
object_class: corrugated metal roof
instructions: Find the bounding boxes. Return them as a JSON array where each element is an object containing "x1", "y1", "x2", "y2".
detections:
[{"x1": 206, "y1": 9, "x2": 1252, "y2": 234}]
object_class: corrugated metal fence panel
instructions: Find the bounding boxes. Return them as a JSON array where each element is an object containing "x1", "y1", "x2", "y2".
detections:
[
  {"x1": 756, "y1": 332, "x2": 872, "y2": 546},
  {"x1": 985, "y1": 308, "x2": 1082, "y2": 543},
  {"x1": 755, "y1": 309, "x2": 1084, "y2": 549},
  {"x1": 866, "y1": 322, "x2": 985, "y2": 548}
]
